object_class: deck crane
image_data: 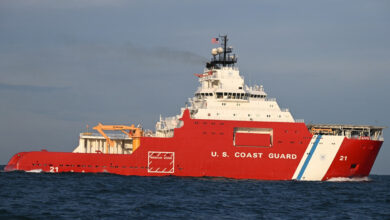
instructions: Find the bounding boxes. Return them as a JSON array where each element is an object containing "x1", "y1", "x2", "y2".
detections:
[{"x1": 93, "y1": 123, "x2": 142, "y2": 154}]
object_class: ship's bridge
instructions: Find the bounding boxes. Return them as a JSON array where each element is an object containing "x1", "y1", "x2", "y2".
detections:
[{"x1": 189, "y1": 66, "x2": 294, "y2": 123}]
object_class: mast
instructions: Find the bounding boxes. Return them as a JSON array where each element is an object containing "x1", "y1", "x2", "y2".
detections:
[
  {"x1": 223, "y1": 35, "x2": 227, "y2": 66},
  {"x1": 206, "y1": 35, "x2": 237, "y2": 69}
]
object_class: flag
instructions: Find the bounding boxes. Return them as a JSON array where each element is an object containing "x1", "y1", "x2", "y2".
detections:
[{"x1": 211, "y1": 38, "x2": 219, "y2": 44}]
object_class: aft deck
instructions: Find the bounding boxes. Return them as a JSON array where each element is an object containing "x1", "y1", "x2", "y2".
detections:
[{"x1": 307, "y1": 124, "x2": 385, "y2": 141}]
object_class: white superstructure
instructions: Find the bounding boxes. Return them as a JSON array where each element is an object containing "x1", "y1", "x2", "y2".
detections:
[
  {"x1": 155, "y1": 36, "x2": 295, "y2": 137},
  {"x1": 188, "y1": 67, "x2": 294, "y2": 122}
]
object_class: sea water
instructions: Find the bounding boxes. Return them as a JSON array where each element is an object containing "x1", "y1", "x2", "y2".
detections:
[{"x1": 0, "y1": 166, "x2": 389, "y2": 219}]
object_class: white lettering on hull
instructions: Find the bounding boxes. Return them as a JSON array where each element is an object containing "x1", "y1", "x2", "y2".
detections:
[
  {"x1": 268, "y1": 153, "x2": 297, "y2": 160},
  {"x1": 234, "y1": 152, "x2": 263, "y2": 159},
  {"x1": 210, "y1": 151, "x2": 297, "y2": 160}
]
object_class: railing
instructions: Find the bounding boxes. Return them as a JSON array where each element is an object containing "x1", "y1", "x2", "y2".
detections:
[
  {"x1": 295, "y1": 119, "x2": 305, "y2": 123},
  {"x1": 265, "y1": 98, "x2": 276, "y2": 101},
  {"x1": 80, "y1": 133, "x2": 130, "y2": 139}
]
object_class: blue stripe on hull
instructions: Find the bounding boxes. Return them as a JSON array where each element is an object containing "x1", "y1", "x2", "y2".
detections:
[{"x1": 297, "y1": 134, "x2": 322, "y2": 180}]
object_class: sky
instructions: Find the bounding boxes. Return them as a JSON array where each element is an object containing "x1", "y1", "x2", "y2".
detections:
[{"x1": 0, "y1": 0, "x2": 389, "y2": 174}]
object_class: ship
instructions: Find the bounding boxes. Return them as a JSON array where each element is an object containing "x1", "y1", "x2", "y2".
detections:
[{"x1": 5, "y1": 36, "x2": 385, "y2": 181}]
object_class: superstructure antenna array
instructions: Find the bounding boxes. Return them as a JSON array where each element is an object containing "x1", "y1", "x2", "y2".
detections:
[{"x1": 206, "y1": 35, "x2": 237, "y2": 69}]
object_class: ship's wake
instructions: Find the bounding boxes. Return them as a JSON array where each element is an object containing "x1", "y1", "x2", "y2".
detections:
[
  {"x1": 326, "y1": 176, "x2": 371, "y2": 182},
  {"x1": 26, "y1": 169, "x2": 43, "y2": 173}
]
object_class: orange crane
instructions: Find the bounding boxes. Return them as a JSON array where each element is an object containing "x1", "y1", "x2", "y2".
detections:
[{"x1": 93, "y1": 123, "x2": 142, "y2": 154}]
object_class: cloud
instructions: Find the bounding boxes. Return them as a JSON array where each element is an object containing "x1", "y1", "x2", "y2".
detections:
[
  {"x1": 0, "y1": 82, "x2": 69, "y2": 92},
  {"x1": 0, "y1": 0, "x2": 128, "y2": 9}
]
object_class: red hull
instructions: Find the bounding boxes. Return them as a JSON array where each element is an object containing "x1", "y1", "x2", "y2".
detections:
[{"x1": 4, "y1": 110, "x2": 383, "y2": 180}]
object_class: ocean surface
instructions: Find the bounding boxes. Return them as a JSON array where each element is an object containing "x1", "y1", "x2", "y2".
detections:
[{"x1": 0, "y1": 166, "x2": 389, "y2": 219}]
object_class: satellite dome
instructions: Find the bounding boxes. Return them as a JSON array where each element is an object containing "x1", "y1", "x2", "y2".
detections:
[{"x1": 211, "y1": 48, "x2": 218, "y2": 56}]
